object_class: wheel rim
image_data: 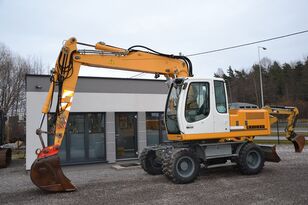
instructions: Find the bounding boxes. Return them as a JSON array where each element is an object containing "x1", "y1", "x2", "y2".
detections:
[
  {"x1": 176, "y1": 156, "x2": 195, "y2": 178},
  {"x1": 246, "y1": 150, "x2": 261, "y2": 169}
]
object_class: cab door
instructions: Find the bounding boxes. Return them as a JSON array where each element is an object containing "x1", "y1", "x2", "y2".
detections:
[
  {"x1": 179, "y1": 81, "x2": 214, "y2": 134},
  {"x1": 213, "y1": 80, "x2": 229, "y2": 132}
]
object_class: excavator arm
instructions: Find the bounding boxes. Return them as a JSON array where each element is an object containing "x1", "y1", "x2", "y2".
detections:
[
  {"x1": 264, "y1": 106, "x2": 305, "y2": 152},
  {"x1": 30, "y1": 37, "x2": 192, "y2": 192}
]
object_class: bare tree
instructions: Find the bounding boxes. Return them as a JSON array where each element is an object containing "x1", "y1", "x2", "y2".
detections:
[
  {"x1": 0, "y1": 43, "x2": 43, "y2": 117},
  {"x1": 0, "y1": 43, "x2": 45, "y2": 142},
  {"x1": 0, "y1": 44, "x2": 14, "y2": 115}
]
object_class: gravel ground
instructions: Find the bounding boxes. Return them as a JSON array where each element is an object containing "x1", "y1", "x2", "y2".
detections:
[{"x1": 1, "y1": 144, "x2": 308, "y2": 205}]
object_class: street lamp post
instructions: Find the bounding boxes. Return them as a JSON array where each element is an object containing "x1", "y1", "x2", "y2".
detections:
[{"x1": 258, "y1": 46, "x2": 266, "y2": 108}]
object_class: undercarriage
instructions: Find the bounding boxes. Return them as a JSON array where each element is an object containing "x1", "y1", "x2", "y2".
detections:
[{"x1": 140, "y1": 141, "x2": 281, "y2": 184}]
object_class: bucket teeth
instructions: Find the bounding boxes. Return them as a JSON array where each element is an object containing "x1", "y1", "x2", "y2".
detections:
[{"x1": 30, "y1": 155, "x2": 76, "y2": 192}]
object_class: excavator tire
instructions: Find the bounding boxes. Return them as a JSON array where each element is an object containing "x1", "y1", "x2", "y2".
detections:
[
  {"x1": 237, "y1": 143, "x2": 265, "y2": 175},
  {"x1": 162, "y1": 148, "x2": 173, "y2": 179},
  {"x1": 140, "y1": 149, "x2": 163, "y2": 175},
  {"x1": 162, "y1": 148, "x2": 200, "y2": 184}
]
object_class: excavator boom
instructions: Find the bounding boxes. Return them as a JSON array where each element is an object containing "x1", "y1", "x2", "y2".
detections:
[
  {"x1": 30, "y1": 37, "x2": 192, "y2": 192},
  {"x1": 264, "y1": 106, "x2": 305, "y2": 152}
]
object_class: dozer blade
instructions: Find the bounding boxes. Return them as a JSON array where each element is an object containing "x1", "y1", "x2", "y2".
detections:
[
  {"x1": 291, "y1": 134, "x2": 305, "y2": 153},
  {"x1": 259, "y1": 144, "x2": 281, "y2": 162},
  {"x1": 30, "y1": 155, "x2": 76, "y2": 192}
]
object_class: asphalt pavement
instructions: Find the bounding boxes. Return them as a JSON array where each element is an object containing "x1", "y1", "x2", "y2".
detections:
[{"x1": 1, "y1": 145, "x2": 308, "y2": 205}]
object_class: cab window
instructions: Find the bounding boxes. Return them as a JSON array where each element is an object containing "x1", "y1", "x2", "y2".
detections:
[
  {"x1": 185, "y1": 82, "x2": 210, "y2": 123},
  {"x1": 214, "y1": 80, "x2": 227, "y2": 113}
]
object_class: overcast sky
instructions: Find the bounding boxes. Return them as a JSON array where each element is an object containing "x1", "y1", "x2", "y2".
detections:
[{"x1": 0, "y1": 0, "x2": 307, "y2": 79}]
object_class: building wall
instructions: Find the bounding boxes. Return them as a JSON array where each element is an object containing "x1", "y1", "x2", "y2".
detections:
[
  {"x1": 137, "y1": 112, "x2": 147, "y2": 154},
  {"x1": 26, "y1": 75, "x2": 168, "y2": 170},
  {"x1": 105, "y1": 112, "x2": 116, "y2": 163}
]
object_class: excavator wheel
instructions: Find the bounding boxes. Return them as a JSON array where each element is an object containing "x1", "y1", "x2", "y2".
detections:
[
  {"x1": 140, "y1": 149, "x2": 163, "y2": 175},
  {"x1": 237, "y1": 143, "x2": 265, "y2": 175},
  {"x1": 162, "y1": 149, "x2": 200, "y2": 184},
  {"x1": 30, "y1": 155, "x2": 76, "y2": 192}
]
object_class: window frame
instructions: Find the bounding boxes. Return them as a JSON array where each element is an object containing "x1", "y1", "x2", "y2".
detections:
[{"x1": 214, "y1": 80, "x2": 228, "y2": 114}]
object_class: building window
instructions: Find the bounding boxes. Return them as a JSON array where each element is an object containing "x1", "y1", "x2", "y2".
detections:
[
  {"x1": 88, "y1": 113, "x2": 105, "y2": 160},
  {"x1": 48, "y1": 113, "x2": 106, "y2": 164},
  {"x1": 146, "y1": 112, "x2": 168, "y2": 146},
  {"x1": 68, "y1": 114, "x2": 85, "y2": 161}
]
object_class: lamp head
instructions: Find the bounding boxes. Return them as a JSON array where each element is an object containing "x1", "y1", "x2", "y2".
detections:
[{"x1": 258, "y1": 46, "x2": 267, "y2": 50}]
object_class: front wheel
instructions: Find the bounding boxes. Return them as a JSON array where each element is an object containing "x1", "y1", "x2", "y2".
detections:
[
  {"x1": 140, "y1": 149, "x2": 163, "y2": 175},
  {"x1": 163, "y1": 149, "x2": 200, "y2": 184},
  {"x1": 237, "y1": 143, "x2": 265, "y2": 175}
]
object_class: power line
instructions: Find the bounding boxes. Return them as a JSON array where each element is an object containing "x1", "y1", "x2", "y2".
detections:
[
  {"x1": 186, "y1": 29, "x2": 308, "y2": 57},
  {"x1": 129, "y1": 29, "x2": 308, "y2": 78}
]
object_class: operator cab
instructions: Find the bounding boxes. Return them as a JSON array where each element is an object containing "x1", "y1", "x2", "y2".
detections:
[{"x1": 165, "y1": 78, "x2": 230, "y2": 138}]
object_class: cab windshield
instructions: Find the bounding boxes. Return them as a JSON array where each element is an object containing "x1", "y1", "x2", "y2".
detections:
[{"x1": 165, "y1": 83, "x2": 181, "y2": 134}]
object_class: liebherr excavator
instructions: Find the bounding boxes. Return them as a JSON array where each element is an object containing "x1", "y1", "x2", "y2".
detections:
[{"x1": 30, "y1": 37, "x2": 305, "y2": 192}]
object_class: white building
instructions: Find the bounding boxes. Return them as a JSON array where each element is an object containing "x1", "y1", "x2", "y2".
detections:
[{"x1": 26, "y1": 75, "x2": 168, "y2": 170}]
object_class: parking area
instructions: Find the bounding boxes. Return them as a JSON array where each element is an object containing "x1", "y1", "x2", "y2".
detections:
[{"x1": 1, "y1": 145, "x2": 308, "y2": 205}]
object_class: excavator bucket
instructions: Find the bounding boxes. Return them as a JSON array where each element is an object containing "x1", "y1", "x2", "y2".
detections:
[
  {"x1": 30, "y1": 155, "x2": 76, "y2": 192},
  {"x1": 291, "y1": 134, "x2": 305, "y2": 153},
  {"x1": 259, "y1": 144, "x2": 281, "y2": 162}
]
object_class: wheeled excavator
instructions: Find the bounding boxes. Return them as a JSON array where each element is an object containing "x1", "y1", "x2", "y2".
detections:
[{"x1": 30, "y1": 37, "x2": 305, "y2": 192}]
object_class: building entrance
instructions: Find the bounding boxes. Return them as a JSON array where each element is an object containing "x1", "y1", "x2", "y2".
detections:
[{"x1": 115, "y1": 112, "x2": 138, "y2": 159}]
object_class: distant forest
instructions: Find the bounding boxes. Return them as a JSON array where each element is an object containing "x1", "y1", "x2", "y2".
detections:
[{"x1": 214, "y1": 57, "x2": 308, "y2": 118}]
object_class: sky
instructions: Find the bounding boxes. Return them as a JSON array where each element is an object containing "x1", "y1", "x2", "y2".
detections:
[{"x1": 0, "y1": 0, "x2": 308, "y2": 79}]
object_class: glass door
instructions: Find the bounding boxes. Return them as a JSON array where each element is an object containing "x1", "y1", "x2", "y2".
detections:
[
  {"x1": 115, "y1": 112, "x2": 138, "y2": 159},
  {"x1": 67, "y1": 113, "x2": 85, "y2": 162},
  {"x1": 146, "y1": 112, "x2": 168, "y2": 146},
  {"x1": 48, "y1": 113, "x2": 106, "y2": 165}
]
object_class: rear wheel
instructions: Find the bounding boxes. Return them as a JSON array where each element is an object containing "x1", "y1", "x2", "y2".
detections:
[
  {"x1": 163, "y1": 149, "x2": 200, "y2": 184},
  {"x1": 237, "y1": 143, "x2": 264, "y2": 175},
  {"x1": 140, "y1": 149, "x2": 163, "y2": 175}
]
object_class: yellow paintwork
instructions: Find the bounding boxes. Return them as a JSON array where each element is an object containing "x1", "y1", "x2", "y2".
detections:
[
  {"x1": 43, "y1": 37, "x2": 190, "y2": 147},
  {"x1": 168, "y1": 127, "x2": 271, "y2": 141},
  {"x1": 263, "y1": 106, "x2": 299, "y2": 140},
  {"x1": 229, "y1": 109, "x2": 270, "y2": 129},
  {"x1": 73, "y1": 50, "x2": 189, "y2": 78},
  {"x1": 168, "y1": 109, "x2": 271, "y2": 142},
  {"x1": 95, "y1": 42, "x2": 128, "y2": 53}
]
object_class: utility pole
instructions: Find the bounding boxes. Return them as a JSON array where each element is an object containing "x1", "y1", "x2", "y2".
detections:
[{"x1": 258, "y1": 46, "x2": 267, "y2": 108}]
